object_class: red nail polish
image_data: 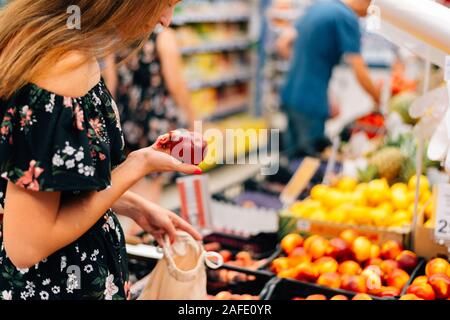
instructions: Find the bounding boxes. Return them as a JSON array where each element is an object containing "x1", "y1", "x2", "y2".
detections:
[{"x1": 194, "y1": 169, "x2": 203, "y2": 175}]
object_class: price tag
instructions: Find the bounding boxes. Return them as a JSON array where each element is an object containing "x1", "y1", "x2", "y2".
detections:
[
  {"x1": 434, "y1": 183, "x2": 450, "y2": 241},
  {"x1": 297, "y1": 219, "x2": 311, "y2": 232}
]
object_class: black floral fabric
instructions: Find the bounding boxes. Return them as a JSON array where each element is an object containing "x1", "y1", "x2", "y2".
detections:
[
  {"x1": 0, "y1": 80, "x2": 131, "y2": 300},
  {"x1": 116, "y1": 32, "x2": 183, "y2": 151}
]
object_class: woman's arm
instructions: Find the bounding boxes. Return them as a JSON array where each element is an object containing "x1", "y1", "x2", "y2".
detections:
[
  {"x1": 4, "y1": 148, "x2": 200, "y2": 269},
  {"x1": 157, "y1": 28, "x2": 196, "y2": 128},
  {"x1": 102, "y1": 54, "x2": 118, "y2": 99},
  {"x1": 112, "y1": 191, "x2": 201, "y2": 246}
]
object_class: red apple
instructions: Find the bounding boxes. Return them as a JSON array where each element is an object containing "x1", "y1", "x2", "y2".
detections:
[
  {"x1": 352, "y1": 293, "x2": 373, "y2": 300},
  {"x1": 407, "y1": 283, "x2": 436, "y2": 300},
  {"x1": 154, "y1": 129, "x2": 208, "y2": 165},
  {"x1": 341, "y1": 275, "x2": 367, "y2": 293},
  {"x1": 380, "y1": 240, "x2": 403, "y2": 260},
  {"x1": 317, "y1": 272, "x2": 342, "y2": 289},
  {"x1": 288, "y1": 247, "x2": 311, "y2": 266},
  {"x1": 428, "y1": 273, "x2": 450, "y2": 299},
  {"x1": 327, "y1": 238, "x2": 352, "y2": 261},
  {"x1": 396, "y1": 250, "x2": 419, "y2": 273},
  {"x1": 306, "y1": 294, "x2": 327, "y2": 300},
  {"x1": 338, "y1": 261, "x2": 362, "y2": 276},
  {"x1": 386, "y1": 269, "x2": 410, "y2": 291},
  {"x1": 425, "y1": 258, "x2": 449, "y2": 277},
  {"x1": 330, "y1": 295, "x2": 349, "y2": 300}
]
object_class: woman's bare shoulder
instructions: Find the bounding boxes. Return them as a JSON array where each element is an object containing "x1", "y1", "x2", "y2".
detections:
[{"x1": 30, "y1": 51, "x2": 101, "y2": 98}]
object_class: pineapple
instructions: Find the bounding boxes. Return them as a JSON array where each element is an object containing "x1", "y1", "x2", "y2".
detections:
[{"x1": 368, "y1": 147, "x2": 404, "y2": 183}]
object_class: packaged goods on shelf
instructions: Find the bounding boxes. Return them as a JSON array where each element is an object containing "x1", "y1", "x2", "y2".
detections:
[{"x1": 173, "y1": 0, "x2": 251, "y2": 25}]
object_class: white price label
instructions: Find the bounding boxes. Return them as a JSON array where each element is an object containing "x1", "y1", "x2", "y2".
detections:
[
  {"x1": 297, "y1": 219, "x2": 311, "y2": 232},
  {"x1": 434, "y1": 183, "x2": 450, "y2": 241}
]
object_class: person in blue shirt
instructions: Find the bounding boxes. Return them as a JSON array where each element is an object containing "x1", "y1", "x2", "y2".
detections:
[{"x1": 277, "y1": 0, "x2": 380, "y2": 158}]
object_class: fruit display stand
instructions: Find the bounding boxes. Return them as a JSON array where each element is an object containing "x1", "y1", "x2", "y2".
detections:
[{"x1": 264, "y1": 232, "x2": 425, "y2": 300}]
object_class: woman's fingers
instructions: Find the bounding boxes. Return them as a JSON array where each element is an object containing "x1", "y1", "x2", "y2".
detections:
[
  {"x1": 171, "y1": 213, "x2": 203, "y2": 241},
  {"x1": 173, "y1": 162, "x2": 202, "y2": 175}
]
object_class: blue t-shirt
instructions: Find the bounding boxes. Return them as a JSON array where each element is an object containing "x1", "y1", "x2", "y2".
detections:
[{"x1": 281, "y1": 0, "x2": 361, "y2": 118}]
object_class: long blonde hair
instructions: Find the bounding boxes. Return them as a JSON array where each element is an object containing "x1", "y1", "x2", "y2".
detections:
[{"x1": 0, "y1": 0, "x2": 169, "y2": 98}]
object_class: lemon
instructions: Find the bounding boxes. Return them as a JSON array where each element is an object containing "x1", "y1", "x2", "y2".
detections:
[
  {"x1": 310, "y1": 208, "x2": 327, "y2": 221},
  {"x1": 424, "y1": 201, "x2": 434, "y2": 220},
  {"x1": 391, "y1": 187, "x2": 409, "y2": 210},
  {"x1": 310, "y1": 185, "x2": 329, "y2": 202},
  {"x1": 408, "y1": 175, "x2": 430, "y2": 194},
  {"x1": 329, "y1": 204, "x2": 353, "y2": 223},
  {"x1": 391, "y1": 183, "x2": 408, "y2": 193},
  {"x1": 365, "y1": 179, "x2": 390, "y2": 206},
  {"x1": 355, "y1": 183, "x2": 368, "y2": 193},
  {"x1": 378, "y1": 202, "x2": 394, "y2": 215},
  {"x1": 419, "y1": 190, "x2": 432, "y2": 204},
  {"x1": 350, "y1": 206, "x2": 373, "y2": 225},
  {"x1": 322, "y1": 189, "x2": 346, "y2": 209},
  {"x1": 371, "y1": 207, "x2": 391, "y2": 227},
  {"x1": 351, "y1": 190, "x2": 367, "y2": 206},
  {"x1": 391, "y1": 210, "x2": 411, "y2": 227},
  {"x1": 337, "y1": 177, "x2": 358, "y2": 192}
]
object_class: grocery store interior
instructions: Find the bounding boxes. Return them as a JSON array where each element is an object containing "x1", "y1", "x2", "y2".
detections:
[{"x1": 1, "y1": 0, "x2": 450, "y2": 302}]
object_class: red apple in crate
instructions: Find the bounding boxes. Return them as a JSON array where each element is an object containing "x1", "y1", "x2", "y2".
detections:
[
  {"x1": 365, "y1": 258, "x2": 383, "y2": 268},
  {"x1": 219, "y1": 250, "x2": 232, "y2": 263},
  {"x1": 352, "y1": 236, "x2": 372, "y2": 263},
  {"x1": 289, "y1": 247, "x2": 311, "y2": 266},
  {"x1": 330, "y1": 295, "x2": 349, "y2": 300},
  {"x1": 396, "y1": 250, "x2": 419, "y2": 273},
  {"x1": 314, "y1": 257, "x2": 339, "y2": 275},
  {"x1": 341, "y1": 275, "x2": 367, "y2": 293},
  {"x1": 352, "y1": 293, "x2": 372, "y2": 300},
  {"x1": 339, "y1": 229, "x2": 359, "y2": 246},
  {"x1": 317, "y1": 272, "x2": 342, "y2": 289},
  {"x1": 425, "y1": 258, "x2": 449, "y2": 277},
  {"x1": 412, "y1": 276, "x2": 429, "y2": 286},
  {"x1": 386, "y1": 269, "x2": 410, "y2": 291},
  {"x1": 306, "y1": 294, "x2": 327, "y2": 300},
  {"x1": 378, "y1": 286, "x2": 401, "y2": 298},
  {"x1": 428, "y1": 273, "x2": 450, "y2": 299},
  {"x1": 400, "y1": 294, "x2": 424, "y2": 300},
  {"x1": 281, "y1": 234, "x2": 304, "y2": 255},
  {"x1": 153, "y1": 129, "x2": 208, "y2": 165},
  {"x1": 407, "y1": 283, "x2": 436, "y2": 300},
  {"x1": 306, "y1": 236, "x2": 329, "y2": 260},
  {"x1": 338, "y1": 261, "x2": 362, "y2": 276},
  {"x1": 327, "y1": 238, "x2": 352, "y2": 261},
  {"x1": 380, "y1": 260, "x2": 399, "y2": 278},
  {"x1": 380, "y1": 240, "x2": 403, "y2": 260},
  {"x1": 295, "y1": 261, "x2": 319, "y2": 282}
]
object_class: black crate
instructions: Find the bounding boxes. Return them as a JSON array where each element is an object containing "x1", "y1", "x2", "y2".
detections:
[{"x1": 261, "y1": 250, "x2": 426, "y2": 300}]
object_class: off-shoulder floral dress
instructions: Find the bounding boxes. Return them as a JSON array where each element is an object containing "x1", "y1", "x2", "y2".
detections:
[{"x1": 0, "y1": 80, "x2": 130, "y2": 300}]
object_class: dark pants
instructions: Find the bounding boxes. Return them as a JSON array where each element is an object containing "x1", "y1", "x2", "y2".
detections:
[{"x1": 283, "y1": 107, "x2": 330, "y2": 159}]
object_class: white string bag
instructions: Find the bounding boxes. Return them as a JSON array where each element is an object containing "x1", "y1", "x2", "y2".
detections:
[{"x1": 138, "y1": 231, "x2": 223, "y2": 300}]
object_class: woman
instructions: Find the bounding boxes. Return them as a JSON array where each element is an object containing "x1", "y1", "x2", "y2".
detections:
[
  {"x1": 103, "y1": 26, "x2": 196, "y2": 206},
  {"x1": 0, "y1": 0, "x2": 201, "y2": 300}
]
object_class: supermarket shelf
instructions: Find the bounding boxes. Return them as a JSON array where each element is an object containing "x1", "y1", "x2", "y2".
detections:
[
  {"x1": 204, "y1": 104, "x2": 249, "y2": 122},
  {"x1": 172, "y1": 14, "x2": 250, "y2": 26},
  {"x1": 180, "y1": 39, "x2": 251, "y2": 55},
  {"x1": 161, "y1": 164, "x2": 263, "y2": 212},
  {"x1": 188, "y1": 73, "x2": 252, "y2": 91}
]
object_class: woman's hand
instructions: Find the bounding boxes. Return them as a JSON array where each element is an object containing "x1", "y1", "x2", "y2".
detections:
[
  {"x1": 131, "y1": 144, "x2": 202, "y2": 176},
  {"x1": 128, "y1": 199, "x2": 202, "y2": 247}
]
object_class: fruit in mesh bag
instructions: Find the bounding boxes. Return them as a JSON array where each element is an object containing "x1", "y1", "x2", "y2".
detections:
[{"x1": 153, "y1": 129, "x2": 208, "y2": 165}]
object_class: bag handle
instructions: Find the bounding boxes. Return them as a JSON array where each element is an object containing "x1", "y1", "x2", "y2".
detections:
[{"x1": 161, "y1": 232, "x2": 224, "y2": 282}]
